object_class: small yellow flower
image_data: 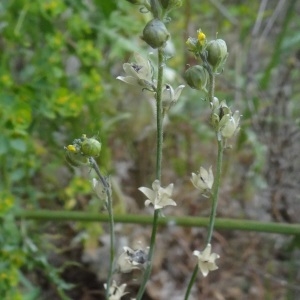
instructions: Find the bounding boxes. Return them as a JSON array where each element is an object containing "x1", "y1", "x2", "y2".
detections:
[
  {"x1": 197, "y1": 30, "x2": 206, "y2": 45},
  {"x1": 66, "y1": 145, "x2": 76, "y2": 152}
]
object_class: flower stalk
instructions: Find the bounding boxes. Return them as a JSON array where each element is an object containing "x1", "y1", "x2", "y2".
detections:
[
  {"x1": 89, "y1": 157, "x2": 115, "y2": 300},
  {"x1": 136, "y1": 47, "x2": 165, "y2": 300},
  {"x1": 206, "y1": 137, "x2": 223, "y2": 244}
]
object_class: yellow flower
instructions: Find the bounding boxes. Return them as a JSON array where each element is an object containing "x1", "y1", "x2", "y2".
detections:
[
  {"x1": 66, "y1": 145, "x2": 76, "y2": 152},
  {"x1": 197, "y1": 30, "x2": 206, "y2": 45}
]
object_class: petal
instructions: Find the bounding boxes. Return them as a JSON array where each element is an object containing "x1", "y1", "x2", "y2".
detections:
[
  {"x1": 157, "y1": 197, "x2": 176, "y2": 208},
  {"x1": 173, "y1": 85, "x2": 185, "y2": 101},
  {"x1": 201, "y1": 244, "x2": 212, "y2": 259},
  {"x1": 191, "y1": 173, "x2": 206, "y2": 191},
  {"x1": 200, "y1": 166, "x2": 209, "y2": 179},
  {"x1": 164, "y1": 183, "x2": 174, "y2": 196},
  {"x1": 208, "y1": 261, "x2": 218, "y2": 271},
  {"x1": 154, "y1": 203, "x2": 164, "y2": 210},
  {"x1": 134, "y1": 52, "x2": 148, "y2": 67},
  {"x1": 233, "y1": 110, "x2": 240, "y2": 123},
  {"x1": 123, "y1": 246, "x2": 134, "y2": 254},
  {"x1": 152, "y1": 180, "x2": 161, "y2": 191},
  {"x1": 117, "y1": 76, "x2": 140, "y2": 86},
  {"x1": 199, "y1": 261, "x2": 209, "y2": 277},
  {"x1": 145, "y1": 199, "x2": 152, "y2": 207},
  {"x1": 123, "y1": 63, "x2": 140, "y2": 79},
  {"x1": 208, "y1": 252, "x2": 220, "y2": 262},
  {"x1": 207, "y1": 166, "x2": 214, "y2": 189},
  {"x1": 193, "y1": 250, "x2": 201, "y2": 257},
  {"x1": 118, "y1": 253, "x2": 134, "y2": 273},
  {"x1": 138, "y1": 187, "x2": 155, "y2": 201},
  {"x1": 134, "y1": 53, "x2": 151, "y2": 79}
]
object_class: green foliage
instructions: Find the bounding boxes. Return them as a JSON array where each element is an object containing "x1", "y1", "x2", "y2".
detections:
[{"x1": 0, "y1": 0, "x2": 112, "y2": 296}]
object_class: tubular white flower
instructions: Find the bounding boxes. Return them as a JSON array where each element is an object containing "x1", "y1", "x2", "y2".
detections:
[
  {"x1": 220, "y1": 110, "x2": 240, "y2": 138},
  {"x1": 191, "y1": 166, "x2": 214, "y2": 193},
  {"x1": 117, "y1": 246, "x2": 148, "y2": 273},
  {"x1": 193, "y1": 243, "x2": 220, "y2": 277},
  {"x1": 104, "y1": 280, "x2": 128, "y2": 300},
  {"x1": 162, "y1": 83, "x2": 185, "y2": 111},
  {"x1": 116, "y1": 52, "x2": 154, "y2": 90},
  {"x1": 138, "y1": 180, "x2": 176, "y2": 210}
]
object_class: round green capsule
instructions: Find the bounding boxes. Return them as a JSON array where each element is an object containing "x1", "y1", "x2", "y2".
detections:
[
  {"x1": 81, "y1": 138, "x2": 102, "y2": 157},
  {"x1": 142, "y1": 19, "x2": 170, "y2": 49}
]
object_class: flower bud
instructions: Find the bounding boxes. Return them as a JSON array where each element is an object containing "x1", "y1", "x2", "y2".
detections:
[
  {"x1": 142, "y1": 19, "x2": 170, "y2": 49},
  {"x1": 206, "y1": 39, "x2": 228, "y2": 70},
  {"x1": 81, "y1": 138, "x2": 102, "y2": 157},
  {"x1": 186, "y1": 37, "x2": 198, "y2": 52},
  {"x1": 184, "y1": 65, "x2": 209, "y2": 91}
]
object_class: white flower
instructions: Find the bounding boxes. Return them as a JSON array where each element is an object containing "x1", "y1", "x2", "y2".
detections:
[
  {"x1": 193, "y1": 244, "x2": 220, "y2": 277},
  {"x1": 104, "y1": 280, "x2": 127, "y2": 300},
  {"x1": 138, "y1": 180, "x2": 176, "y2": 210},
  {"x1": 191, "y1": 166, "x2": 214, "y2": 194},
  {"x1": 116, "y1": 52, "x2": 154, "y2": 90},
  {"x1": 220, "y1": 110, "x2": 240, "y2": 138},
  {"x1": 210, "y1": 98, "x2": 241, "y2": 138},
  {"x1": 162, "y1": 83, "x2": 185, "y2": 111},
  {"x1": 117, "y1": 246, "x2": 147, "y2": 273}
]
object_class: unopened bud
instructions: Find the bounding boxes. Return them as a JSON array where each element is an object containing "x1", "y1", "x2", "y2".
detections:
[
  {"x1": 142, "y1": 19, "x2": 170, "y2": 49},
  {"x1": 81, "y1": 138, "x2": 102, "y2": 157},
  {"x1": 186, "y1": 37, "x2": 198, "y2": 52},
  {"x1": 184, "y1": 65, "x2": 209, "y2": 91},
  {"x1": 206, "y1": 39, "x2": 228, "y2": 71}
]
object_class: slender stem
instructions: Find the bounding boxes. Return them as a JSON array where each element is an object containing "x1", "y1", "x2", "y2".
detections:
[
  {"x1": 89, "y1": 157, "x2": 115, "y2": 299},
  {"x1": 184, "y1": 264, "x2": 198, "y2": 300},
  {"x1": 206, "y1": 136, "x2": 223, "y2": 244},
  {"x1": 184, "y1": 71, "x2": 219, "y2": 299},
  {"x1": 136, "y1": 47, "x2": 165, "y2": 300},
  {"x1": 208, "y1": 68, "x2": 215, "y2": 102},
  {"x1": 15, "y1": 210, "x2": 300, "y2": 235},
  {"x1": 155, "y1": 47, "x2": 164, "y2": 180},
  {"x1": 150, "y1": 0, "x2": 161, "y2": 19},
  {"x1": 183, "y1": 135, "x2": 223, "y2": 300}
]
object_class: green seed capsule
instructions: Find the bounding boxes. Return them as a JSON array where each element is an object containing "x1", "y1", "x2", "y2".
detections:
[
  {"x1": 142, "y1": 19, "x2": 170, "y2": 49},
  {"x1": 206, "y1": 39, "x2": 228, "y2": 71},
  {"x1": 184, "y1": 65, "x2": 209, "y2": 91},
  {"x1": 81, "y1": 138, "x2": 102, "y2": 157}
]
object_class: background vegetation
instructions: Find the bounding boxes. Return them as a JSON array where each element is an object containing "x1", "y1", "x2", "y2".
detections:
[{"x1": 0, "y1": 0, "x2": 300, "y2": 299}]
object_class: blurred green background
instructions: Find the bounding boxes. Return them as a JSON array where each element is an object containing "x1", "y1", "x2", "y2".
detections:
[{"x1": 1, "y1": 0, "x2": 300, "y2": 299}]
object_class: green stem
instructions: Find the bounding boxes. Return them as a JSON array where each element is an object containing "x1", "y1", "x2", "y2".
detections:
[
  {"x1": 208, "y1": 68, "x2": 215, "y2": 102},
  {"x1": 184, "y1": 264, "x2": 198, "y2": 300},
  {"x1": 14, "y1": 210, "x2": 300, "y2": 235},
  {"x1": 206, "y1": 136, "x2": 223, "y2": 244},
  {"x1": 183, "y1": 137, "x2": 223, "y2": 299},
  {"x1": 89, "y1": 158, "x2": 115, "y2": 299},
  {"x1": 155, "y1": 47, "x2": 164, "y2": 180},
  {"x1": 184, "y1": 70, "x2": 220, "y2": 299},
  {"x1": 136, "y1": 47, "x2": 165, "y2": 300},
  {"x1": 150, "y1": 0, "x2": 162, "y2": 19}
]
